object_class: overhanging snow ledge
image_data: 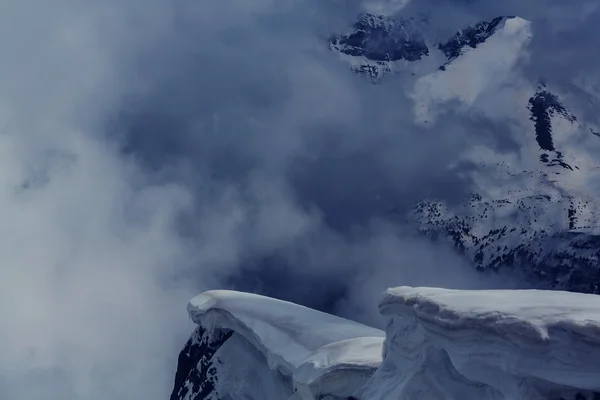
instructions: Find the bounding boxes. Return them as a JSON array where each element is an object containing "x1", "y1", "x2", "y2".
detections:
[{"x1": 357, "y1": 286, "x2": 600, "y2": 400}]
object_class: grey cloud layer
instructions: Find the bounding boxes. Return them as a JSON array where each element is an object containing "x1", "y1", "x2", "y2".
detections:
[{"x1": 1, "y1": 0, "x2": 596, "y2": 399}]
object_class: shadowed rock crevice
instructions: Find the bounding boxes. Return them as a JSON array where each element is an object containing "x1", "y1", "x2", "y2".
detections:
[
  {"x1": 170, "y1": 327, "x2": 233, "y2": 400},
  {"x1": 528, "y1": 84, "x2": 576, "y2": 151}
]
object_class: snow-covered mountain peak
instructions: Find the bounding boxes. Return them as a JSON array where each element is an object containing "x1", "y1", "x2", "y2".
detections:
[
  {"x1": 329, "y1": 13, "x2": 429, "y2": 79},
  {"x1": 328, "y1": 10, "x2": 600, "y2": 292},
  {"x1": 329, "y1": 13, "x2": 525, "y2": 80},
  {"x1": 437, "y1": 16, "x2": 517, "y2": 68}
]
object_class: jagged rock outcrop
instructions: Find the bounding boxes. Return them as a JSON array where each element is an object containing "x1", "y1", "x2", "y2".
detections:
[
  {"x1": 329, "y1": 13, "x2": 428, "y2": 78},
  {"x1": 330, "y1": 10, "x2": 600, "y2": 293},
  {"x1": 170, "y1": 327, "x2": 232, "y2": 400},
  {"x1": 438, "y1": 16, "x2": 515, "y2": 68}
]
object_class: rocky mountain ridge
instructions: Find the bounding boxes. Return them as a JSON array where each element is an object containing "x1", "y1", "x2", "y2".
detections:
[{"x1": 331, "y1": 11, "x2": 600, "y2": 293}]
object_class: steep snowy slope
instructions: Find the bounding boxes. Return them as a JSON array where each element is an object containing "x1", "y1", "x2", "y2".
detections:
[
  {"x1": 358, "y1": 286, "x2": 600, "y2": 400},
  {"x1": 170, "y1": 290, "x2": 384, "y2": 400},
  {"x1": 330, "y1": 9, "x2": 600, "y2": 292}
]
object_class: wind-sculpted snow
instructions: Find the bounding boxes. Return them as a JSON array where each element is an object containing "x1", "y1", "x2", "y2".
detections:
[
  {"x1": 357, "y1": 287, "x2": 600, "y2": 400},
  {"x1": 172, "y1": 289, "x2": 600, "y2": 399},
  {"x1": 178, "y1": 290, "x2": 384, "y2": 400}
]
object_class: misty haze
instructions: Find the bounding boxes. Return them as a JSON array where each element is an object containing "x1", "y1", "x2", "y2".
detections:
[{"x1": 1, "y1": 0, "x2": 600, "y2": 399}]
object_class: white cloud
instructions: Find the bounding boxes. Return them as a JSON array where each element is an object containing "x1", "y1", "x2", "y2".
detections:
[{"x1": 412, "y1": 17, "x2": 532, "y2": 125}]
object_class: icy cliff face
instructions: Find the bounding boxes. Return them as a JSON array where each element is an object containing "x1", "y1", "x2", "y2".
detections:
[
  {"x1": 171, "y1": 288, "x2": 600, "y2": 400},
  {"x1": 358, "y1": 287, "x2": 600, "y2": 400}
]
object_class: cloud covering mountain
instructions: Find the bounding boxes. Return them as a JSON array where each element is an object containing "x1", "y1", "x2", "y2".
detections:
[{"x1": 0, "y1": 0, "x2": 599, "y2": 399}]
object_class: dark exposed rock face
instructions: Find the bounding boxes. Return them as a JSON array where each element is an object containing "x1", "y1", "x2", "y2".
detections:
[
  {"x1": 438, "y1": 16, "x2": 512, "y2": 63},
  {"x1": 414, "y1": 196, "x2": 600, "y2": 295},
  {"x1": 528, "y1": 83, "x2": 578, "y2": 169},
  {"x1": 330, "y1": 14, "x2": 517, "y2": 76},
  {"x1": 329, "y1": 13, "x2": 428, "y2": 78},
  {"x1": 170, "y1": 326, "x2": 232, "y2": 400},
  {"x1": 330, "y1": 13, "x2": 429, "y2": 62}
]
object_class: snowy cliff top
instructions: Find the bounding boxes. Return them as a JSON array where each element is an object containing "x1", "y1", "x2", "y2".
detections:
[
  {"x1": 369, "y1": 287, "x2": 600, "y2": 397},
  {"x1": 381, "y1": 286, "x2": 600, "y2": 342},
  {"x1": 187, "y1": 290, "x2": 384, "y2": 383},
  {"x1": 177, "y1": 288, "x2": 600, "y2": 400}
]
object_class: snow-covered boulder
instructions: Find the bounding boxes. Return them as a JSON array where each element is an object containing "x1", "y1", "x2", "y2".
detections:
[{"x1": 358, "y1": 287, "x2": 600, "y2": 400}]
